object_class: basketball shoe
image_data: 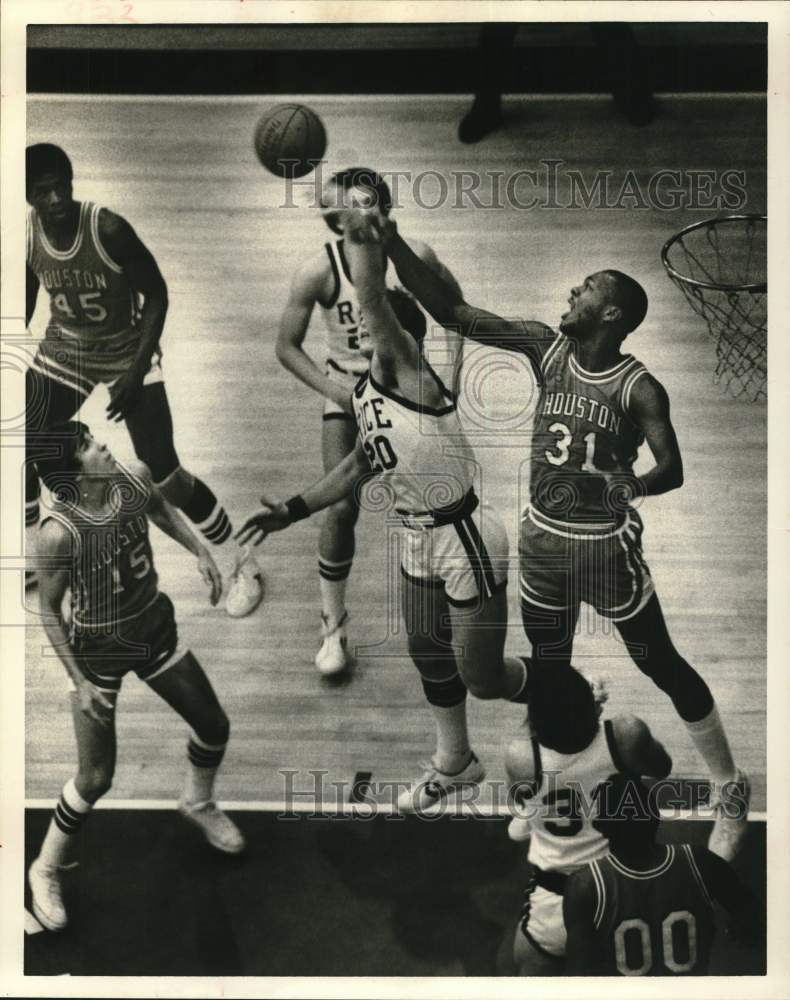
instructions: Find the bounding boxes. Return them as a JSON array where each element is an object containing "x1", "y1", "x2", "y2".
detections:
[
  {"x1": 708, "y1": 768, "x2": 751, "y2": 862},
  {"x1": 397, "y1": 752, "x2": 485, "y2": 813},
  {"x1": 225, "y1": 546, "x2": 264, "y2": 618},
  {"x1": 315, "y1": 610, "x2": 349, "y2": 676},
  {"x1": 28, "y1": 858, "x2": 72, "y2": 931},
  {"x1": 178, "y1": 800, "x2": 246, "y2": 854}
]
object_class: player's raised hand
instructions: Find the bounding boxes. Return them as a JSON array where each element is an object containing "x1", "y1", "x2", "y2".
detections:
[
  {"x1": 235, "y1": 494, "x2": 292, "y2": 546},
  {"x1": 197, "y1": 548, "x2": 222, "y2": 605}
]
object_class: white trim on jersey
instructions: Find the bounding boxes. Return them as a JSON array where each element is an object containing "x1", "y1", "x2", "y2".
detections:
[
  {"x1": 621, "y1": 365, "x2": 649, "y2": 414},
  {"x1": 26, "y1": 208, "x2": 34, "y2": 265},
  {"x1": 525, "y1": 504, "x2": 625, "y2": 540},
  {"x1": 90, "y1": 203, "x2": 124, "y2": 274},
  {"x1": 607, "y1": 845, "x2": 675, "y2": 880},
  {"x1": 590, "y1": 860, "x2": 607, "y2": 930},
  {"x1": 568, "y1": 352, "x2": 637, "y2": 384},
  {"x1": 143, "y1": 642, "x2": 189, "y2": 682},
  {"x1": 540, "y1": 332, "x2": 565, "y2": 377},
  {"x1": 682, "y1": 843, "x2": 714, "y2": 908},
  {"x1": 32, "y1": 353, "x2": 93, "y2": 397},
  {"x1": 36, "y1": 200, "x2": 89, "y2": 261}
]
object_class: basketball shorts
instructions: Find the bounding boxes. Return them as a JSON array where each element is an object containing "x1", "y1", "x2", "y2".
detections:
[
  {"x1": 519, "y1": 882, "x2": 566, "y2": 959},
  {"x1": 400, "y1": 496, "x2": 509, "y2": 607},
  {"x1": 519, "y1": 505, "x2": 654, "y2": 622},
  {"x1": 32, "y1": 330, "x2": 163, "y2": 405},
  {"x1": 323, "y1": 361, "x2": 366, "y2": 420},
  {"x1": 68, "y1": 591, "x2": 186, "y2": 696}
]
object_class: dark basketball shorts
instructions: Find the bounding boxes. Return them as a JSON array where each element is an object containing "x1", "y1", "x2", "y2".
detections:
[
  {"x1": 68, "y1": 591, "x2": 187, "y2": 696},
  {"x1": 519, "y1": 505, "x2": 654, "y2": 622}
]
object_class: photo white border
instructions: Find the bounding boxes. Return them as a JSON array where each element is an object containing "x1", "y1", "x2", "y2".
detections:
[{"x1": 2, "y1": 2, "x2": 788, "y2": 997}]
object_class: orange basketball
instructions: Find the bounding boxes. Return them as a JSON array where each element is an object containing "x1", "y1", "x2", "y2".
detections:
[{"x1": 253, "y1": 103, "x2": 327, "y2": 178}]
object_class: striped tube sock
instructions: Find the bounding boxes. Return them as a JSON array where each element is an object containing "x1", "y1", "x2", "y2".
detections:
[
  {"x1": 318, "y1": 557, "x2": 353, "y2": 624},
  {"x1": 38, "y1": 779, "x2": 93, "y2": 867},
  {"x1": 182, "y1": 477, "x2": 232, "y2": 546},
  {"x1": 184, "y1": 732, "x2": 228, "y2": 805},
  {"x1": 25, "y1": 498, "x2": 40, "y2": 528}
]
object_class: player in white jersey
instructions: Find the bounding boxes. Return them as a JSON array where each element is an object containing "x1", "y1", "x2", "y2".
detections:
[
  {"x1": 242, "y1": 206, "x2": 534, "y2": 809},
  {"x1": 275, "y1": 167, "x2": 462, "y2": 675},
  {"x1": 502, "y1": 663, "x2": 672, "y2": 975}
]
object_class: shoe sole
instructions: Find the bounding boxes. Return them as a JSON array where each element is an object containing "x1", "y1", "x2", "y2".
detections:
[
  {"x1": 399, "y1": 770, "x2": 486, "y2": 813},
  {"x1": 178, "y1": 809, "x2": 247, "y2": 854}
]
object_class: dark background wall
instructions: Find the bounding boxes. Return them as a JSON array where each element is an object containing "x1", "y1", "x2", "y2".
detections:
[{"x1": 27, "y1": 23, "x2": 767, "y2": 95}]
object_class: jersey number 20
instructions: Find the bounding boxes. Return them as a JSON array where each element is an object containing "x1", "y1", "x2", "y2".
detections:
[{"x1": 363, "y1": 435, "x2": 398, "y2": 472}]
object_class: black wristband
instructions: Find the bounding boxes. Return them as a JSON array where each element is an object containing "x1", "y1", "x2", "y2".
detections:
[{"x1": 285, "y1": 495, "x2": 310, "y2": 522}]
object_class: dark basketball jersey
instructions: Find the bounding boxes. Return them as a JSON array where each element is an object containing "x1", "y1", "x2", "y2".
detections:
[
  {"x1": 27, "y1": 201, "x2": 140, "y2": 359},
  {"x1": 588, "y1": 844, "x2": 716, "y2": 976},
  {"x1": 42, "y1": 468, "x2": 158, "y2": 629},
  {"x1": 529, "y1": 334, "x2": 648, "y2": 533}
]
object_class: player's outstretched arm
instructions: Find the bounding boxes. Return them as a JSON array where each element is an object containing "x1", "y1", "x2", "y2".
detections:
[
  {"x1": 37, "y1": 520, "x2": 114, "y2": 726},
  {"x1": 276, "y1": 257, "x2": 354, "y2": 413},
  {"x1": 131, "y1": 461, "x2": 221, "y2": 605},
  {"x1": 236, "y1": 440, "x2": 373, "y2": 546},
  {"x1": 562, "y1": 870, "x2": 602, "y2": 975},
  {"x1": 100, "y1": 209, "x2": 169, "y2": 422},
  {"x1": 26, "y1": 264, "x2": 40, "y2": 328},
  {"x1": 611, "y1": 714, "x2": 673, "y2": 778},
  {"x1": 384, "y1": 222, "x2": 550, "y2": 357},
  {"x1": 628, "y1": 374, "x2": 684, "y2": 496}
]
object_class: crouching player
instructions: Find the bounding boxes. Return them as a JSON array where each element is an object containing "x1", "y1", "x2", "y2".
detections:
[{"x1": 28, "y1": 421, "x2": 245, "y2": 932}]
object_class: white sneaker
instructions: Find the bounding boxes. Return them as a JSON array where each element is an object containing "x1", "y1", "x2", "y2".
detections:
[
  {"x1": 708, "y1": 769, "x2": 751, "y2": 862},
  {"x1": 28, "y1": 858, "x2": 69, "y2": 931},
  {"x1": 225, "y1": 546, "x2": 264, "y2": 618},
  {"x1": 397, "y1": 753, "x2": 485, "y2": 813},
  {"x1": 178, "y1": 799, "x2": 246, "y2": 854},
  {"x1": 315, "y1": 611, "x2": 350, "y2": 676}
]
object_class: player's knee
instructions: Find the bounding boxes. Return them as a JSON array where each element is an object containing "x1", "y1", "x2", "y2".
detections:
[
  {"x1": 197, "y1": 709, "x2": 230, "y2": 748},
  {"x1": 75, "y1": 765, "x2": 114, "y2": 802},
  {"x1": 464, "y1": 672, "x2": 502, "y2": 701},
  {"x1": 326, "y1": 496, "x2": 359, "y2": 530}
]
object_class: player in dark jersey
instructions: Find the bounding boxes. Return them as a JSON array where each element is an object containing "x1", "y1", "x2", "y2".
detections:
[
  {"x1": 27, "y1": 421, "x2": 245, "y2": 933},
  {"x1": 501, "y1": 664, "x2": 672, "y2": 975},
  {"x1": 563, "y1": 773, "x2": 765, "y2": 975},
  {"x1": 25, "y1": 143, "x2": 262, "y2": 617},
  {"x1": 379, "y1": 221, "x2": 749, "y2": 862},
  {"x1": 276, "y1": 167, "x2": 461, "y2": 674}
]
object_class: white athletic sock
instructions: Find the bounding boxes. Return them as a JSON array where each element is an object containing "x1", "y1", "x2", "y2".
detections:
[
  {"x1": 431, "y1": 702, "x2": 471, "y2": 773},
  {"x1": 184, "y1": 731, "x2": 227, "y2": 805},
  {"x1": 39, "y1": 778, "x2": 93, "y2": 868},
  {"x1": 318, "y1": 563, "x2": 351, "y2": 626},
  {"x1": 684, "y1": 704, "x2": 737, "y2": 784}
]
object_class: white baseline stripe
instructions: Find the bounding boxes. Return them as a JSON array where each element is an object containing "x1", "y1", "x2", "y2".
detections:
[{"x1": 23, "y1": 797, "x2": 766, "y2": 821}]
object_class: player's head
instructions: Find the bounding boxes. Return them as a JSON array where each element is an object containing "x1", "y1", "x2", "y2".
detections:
[
  {"x1": 593, "y1": 772, "x2": 661, "y2": 851},
  {"x1": 26, "y1": 143, "x2": 74, "y2": 219},
  {"x1": 35, "y1": 422, "x2": 116, "y2": 500},
  {"x1": 321, "y1": 166, "x2": 392, "y2": 235},
  {"x1": 528, "y1": 663, "x2": 599, "y2": 753},
  {"x1": 559, "y1": 270, "x2": 648, "y2": 340}
]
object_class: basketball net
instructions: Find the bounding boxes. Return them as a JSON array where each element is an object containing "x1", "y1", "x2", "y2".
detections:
[{"x1": 661, "y1": 215, "x2": 766, "y2": 402}]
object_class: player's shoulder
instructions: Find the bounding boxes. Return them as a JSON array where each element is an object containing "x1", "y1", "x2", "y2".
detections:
[
  {"x1": 120, "y1": 459, "x2": 153, "y2": 489},
  {"x1": 626, "y1": 367, "x2": 670, "y2": 414},
  {"x1": 38, "y1": 514, "x2": 73, "y2": 554},
  {"x1": 291, "y1": 246, "x2": 334, "y2": 297}
]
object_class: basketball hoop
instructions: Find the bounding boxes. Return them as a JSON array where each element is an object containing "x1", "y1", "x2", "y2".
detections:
[{"x1": 661, "y1": 215, "x2": 766, "y2": 402}]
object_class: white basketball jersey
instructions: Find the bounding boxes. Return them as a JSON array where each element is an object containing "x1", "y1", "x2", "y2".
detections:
[
  {"x1": 514, "y1": 721, "x2": 622, "y2": 872},
  {"x1": 351, "y1": 367, "x2": 474, "y2": 515},
  {"x1": 319, "y1": 239, "x2": 398, "y2": 373}
]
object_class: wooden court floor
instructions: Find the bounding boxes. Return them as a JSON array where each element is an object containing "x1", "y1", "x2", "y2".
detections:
[{"x1": 23, "y1": 94, "x2": 767, "y2": 808}]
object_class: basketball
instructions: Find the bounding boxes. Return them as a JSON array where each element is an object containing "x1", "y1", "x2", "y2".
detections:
[{"x1": 253, "y1": 103, "x2": 327, "y2": 179}]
